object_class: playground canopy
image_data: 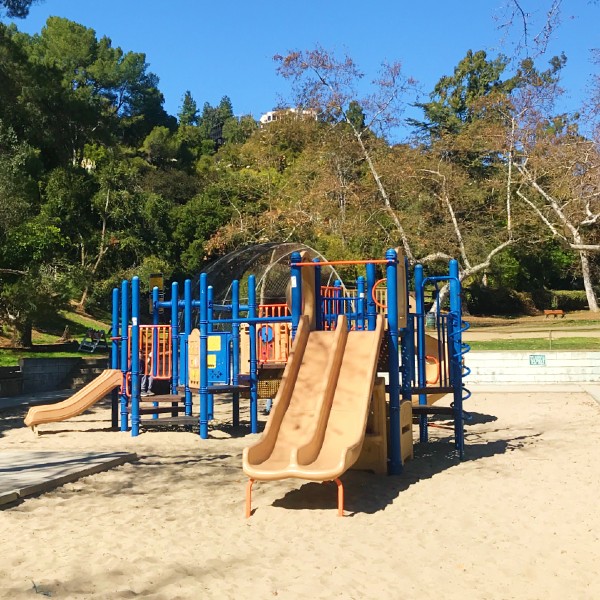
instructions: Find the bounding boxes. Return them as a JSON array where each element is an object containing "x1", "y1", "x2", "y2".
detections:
[{"x1": 200, "y1": 242, "x2": 345, "y2": 305}]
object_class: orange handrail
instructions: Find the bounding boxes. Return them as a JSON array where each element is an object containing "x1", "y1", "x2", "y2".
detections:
[
  {"x1": 371, "y1": 278, "x2": 388, "y2": 309},
  {"x1": 258, "y1": 303, "x2": 290, "y2": 318},
  {"x1": 293, "y1": 259, "x2": 392, "y2": 267}
]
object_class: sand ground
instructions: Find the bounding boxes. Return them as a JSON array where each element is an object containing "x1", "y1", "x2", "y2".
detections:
[{"x1": 1, "y1": 388, "x2": 599, "y2": 600}]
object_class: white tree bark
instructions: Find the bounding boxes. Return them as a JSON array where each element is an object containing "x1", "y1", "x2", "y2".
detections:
[{"x1": 515, "y1": 164, "x2": 599, "y2": 312}]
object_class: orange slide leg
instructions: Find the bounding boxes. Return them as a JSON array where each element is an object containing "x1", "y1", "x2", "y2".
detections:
[
  {"x1": 245, "y1": 478, "x2": 255, "y2": 518},
  {"x1": 334, "y1": 478, "x2": 344, "y2": 517}
]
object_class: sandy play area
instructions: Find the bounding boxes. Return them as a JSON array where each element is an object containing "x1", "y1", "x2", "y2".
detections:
[{"x1": 1, "y1": 386, "x2": 599, "y2": 600}]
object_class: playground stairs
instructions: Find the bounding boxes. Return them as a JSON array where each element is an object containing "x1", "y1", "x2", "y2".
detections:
[
  {"x1": 131, "y1": 395, "x2": 187, "y2": 418},
  {"x1": 63, "y1": 358, "x2": 109, "y2": 390}
]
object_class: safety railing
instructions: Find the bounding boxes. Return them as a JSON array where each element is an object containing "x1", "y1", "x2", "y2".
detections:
[{"x1": 128, "y1": 325, "x2": 172, "y2": 379}]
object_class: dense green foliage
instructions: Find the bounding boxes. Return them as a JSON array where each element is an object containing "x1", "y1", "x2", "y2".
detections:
[{"x1": 0, "y1": 16, "x2": 598, "y2": 345}]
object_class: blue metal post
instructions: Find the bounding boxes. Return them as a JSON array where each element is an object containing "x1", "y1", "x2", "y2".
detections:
[
  {"x1": 111, "y1": 287, "x2": 120, "y2": 429},
  {"x1": 334, "y1": 280, "x2": 342, "y2": 325},
  {"x1": 400, "y1": 257, "x2": 412, "y2": 400},
  {"x1": 170, "y1": 282, "x2": 179, "y2": 395},
  {"x1": 415, "y1": 264, "x2": 428, "y2": 443},
  {"x1": 357, "y1": 276, "x2": 366, "y2": 331},
  {"x1": 386, "y1": 250, "x2": 402, "y2": 475},
  {"x1": 449, "y1": 259, "x2": 465, "y2": 458},
  {"x1": 184, "y1": 279, "x2": 193, "y2": 416},
  {"x1": 313, "y1": 258, "x2": 322, "y2": 331},
  {"x1": 152, "y1": 287, "x2": 160, "y2": 326},
  {"x1": 150, "y1": 286, "x2": 160, "y2": 419},
  {"x1": 231, "y1": 280, "x2": 240, "y2": 427},
  {"x1": 248, "y1": 275, "x2": 258, "y2": 433},
  {"x1": 131, "y1": 276, "x2": 141, "y2": 437},
  {"x1": 199, "y1": 274, "x2": 209, "y2": 438},
  {"x1": 366, "y1": 262, "x2": 377, "y2": 331},
  {"x1": 207, "y1": 285, "x2": 214, "y2": 333},
  {"x1": 120, "y1": 280, "x2": 129, "y2": 432},
  {"x1": 290, "y1": 252, "x2": 302, "y2": 340},
  {"x1": 206, "y1": 285, "x2": 215, "y2": 420}
]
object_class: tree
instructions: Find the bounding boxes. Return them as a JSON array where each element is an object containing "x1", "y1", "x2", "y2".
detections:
[
  {"x1": 178, "y1": 90, "x2": 198, "y2": 126},
  {"x1": 275, "y1": 46, "x2": 520, "y2": 312},
  {"x1": 275, "y1": 46, "x2": 417, "y2": 262},
  {"x1": 409, "y1": 50, "x2": 518, "y2": 139},
  {"x1": 0, "y1": 0, "x2": 40, "y2": 18},
  {"x1": 512, "y1": 122, "x2": 600, "y2": 311},
  {"x1": 199, "y1": 95, "x2": 235, "y2": 147}
]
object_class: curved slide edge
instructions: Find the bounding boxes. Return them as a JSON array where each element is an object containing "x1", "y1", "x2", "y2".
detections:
[
  {"x1": 243, "y1": 315, "x2": 384, "y2": 482},
  {"x1": 414, "y1": 333, "x2": 449, "y2": 406},
  {"x1": 24, "y1": 369, "x2": 122, "y2": 428}
]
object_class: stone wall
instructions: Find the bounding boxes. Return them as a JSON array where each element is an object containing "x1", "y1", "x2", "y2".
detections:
[
  {"x1": 465, "y1": 351, "x2": 600, "y2": 384},
  {"x1": 19, "y1": 357, "x2": 82, "y2": 393},
  {"x1": 0, "y1": 366, "x2": 23, "y2": 396}
]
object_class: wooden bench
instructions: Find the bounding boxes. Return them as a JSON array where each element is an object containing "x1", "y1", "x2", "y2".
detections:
[{"x1": 544, "y1": 309, "x2": 565, "y2": 318}]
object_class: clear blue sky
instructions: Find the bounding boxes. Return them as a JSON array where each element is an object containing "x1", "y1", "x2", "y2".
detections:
[{"x1": 7, "y1": 0, "x2": 598, "y2": 135}]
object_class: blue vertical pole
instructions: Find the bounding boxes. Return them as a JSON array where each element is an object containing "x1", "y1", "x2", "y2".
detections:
[
  {"x1": 120, "y1": 280, "x2": 129, "y2": 432},
  {"x1": 206, "y1": 285, "x2": 214, "y2": 420},
  {"x1": 290, "y1": 252, "x2": 302, "y2": 340},
  {"x1": 151, "y1": 286, "x2": 160, "y2": 419},
  {"x1": 313, "y1": 258, "x2": 322, "y2": 331},
  {"x1": 170, "y1": 282, "x2": 179, "y2": 395},
  {"x1": 111, "y1": 287, "x2": 120, "y2": 429},
  {"x1": 184, "y1": 279, "x2": 192, "y2": 417},
  {"x1": 386, "y1": 249, "x2": 402, "y2": 475},
  {"x1": 366, "y1": 262, "x2": 377, "y2": 331},
  {"x1": 334, "y1": 280, "x2": 342, "y2": 325},
  {"x1": 231, "y1": 280, "x2": 240, "y2": 427},
  {"x1": 449, "y1": 259, "x2": 464, "y2": 458},
  {"x1": 415, "y1": 264, "x2": 428, "y2": 443},
  {"x1": 400, "y1": 256, "x2": 412, "y2": 401},
  {"x1": 152, "y1": 287, "x2": 160, "y2": 326},
  {"x1": 131, "y1": 276, "x2": 141, "y2": 437},
  {"x1": 199, "y1": 273, "x2": 209, "y2": 438},
  {"x1": 207, "y1": 285, "x2": 214, "y2": 332},
  {"x1": 357, "y1": 276, "x2": 366, "y2": 331},
  {"x1": 248, "y1": 275, "x2": 258, "y2": 434}
]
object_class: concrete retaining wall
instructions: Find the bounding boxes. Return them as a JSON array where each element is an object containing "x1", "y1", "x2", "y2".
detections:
[
  {"x1": 19, "y1": 357, "x2": 82, "y2": 393},
  {"x1": 0, "y1": 366, "x2": 23, "y2": 396},
  {"x1": 465, "y1": 351, "x2": 600, "y2": 384}
]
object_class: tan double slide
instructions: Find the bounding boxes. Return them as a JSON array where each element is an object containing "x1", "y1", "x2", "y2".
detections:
[
  {"x1": 243, "y1": 314, "x2": 384, "y2": 515},
  {"x1": 24, "y1": 369, "x2": 122, "y2": 430}
]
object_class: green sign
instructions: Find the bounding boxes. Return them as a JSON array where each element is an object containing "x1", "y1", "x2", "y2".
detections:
[{"x1": 529, "y1": 354, "x2": 546, "y2": 366}]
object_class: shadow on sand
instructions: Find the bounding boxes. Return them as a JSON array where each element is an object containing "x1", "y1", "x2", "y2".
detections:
[{"x1": 271, "y1": 421, "x2": 540, "y2": 516}]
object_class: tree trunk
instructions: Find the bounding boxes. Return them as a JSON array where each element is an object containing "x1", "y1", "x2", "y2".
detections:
[
  {"x1": 579, "y1": 250, "x2": 599, "y2": 312},
  {"x1": 12, "y1": 319, "x2": 33, "y2": 348},
  {"x1": 76, "y1": 287, "x2": 89, "y2": 312}
]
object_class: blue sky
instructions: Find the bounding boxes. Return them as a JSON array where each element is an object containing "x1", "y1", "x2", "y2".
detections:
[{"x1": 7, "y1": 1, "x2": 599, "y2": 135}]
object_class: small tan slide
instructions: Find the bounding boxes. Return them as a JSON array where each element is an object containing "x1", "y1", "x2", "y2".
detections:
[
  {"x1": 243, "y1": 314, "x2": 384, "y2": 516},
  {"x1": 24, "y1": 369, "x2": 122, "y2": 430}
]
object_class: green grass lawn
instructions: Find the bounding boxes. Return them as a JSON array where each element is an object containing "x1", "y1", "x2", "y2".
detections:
[
  {"x1": 0, "y1": 308, "x2": 111, "y2": 366},
  {"x1": 0, "y1": 349, "x2": 108, "y2": 367},
  {"x1": 469, "y1": 337, "x2": 600, "y2": 351},
  {"x1": 31, "y1": 308, "x2": 110, "y2": 344}
]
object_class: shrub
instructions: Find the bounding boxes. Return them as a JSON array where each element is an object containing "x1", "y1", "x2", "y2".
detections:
[
  {"x1": 549, "y1": 290, "x2": 589, "y2": 311},
  {"x1": 464, "y1": 284, "x2": 536, "y2": 316}
]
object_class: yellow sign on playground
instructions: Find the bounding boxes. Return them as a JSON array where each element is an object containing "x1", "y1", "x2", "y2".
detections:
[{"x1": 208, "y1": 335, "x2": 221, "y2": 351}]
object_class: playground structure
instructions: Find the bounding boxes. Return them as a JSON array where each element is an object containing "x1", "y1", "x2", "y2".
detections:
[{"x1": 24, "y1": 246, "x2": 470, "y2": 515}]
